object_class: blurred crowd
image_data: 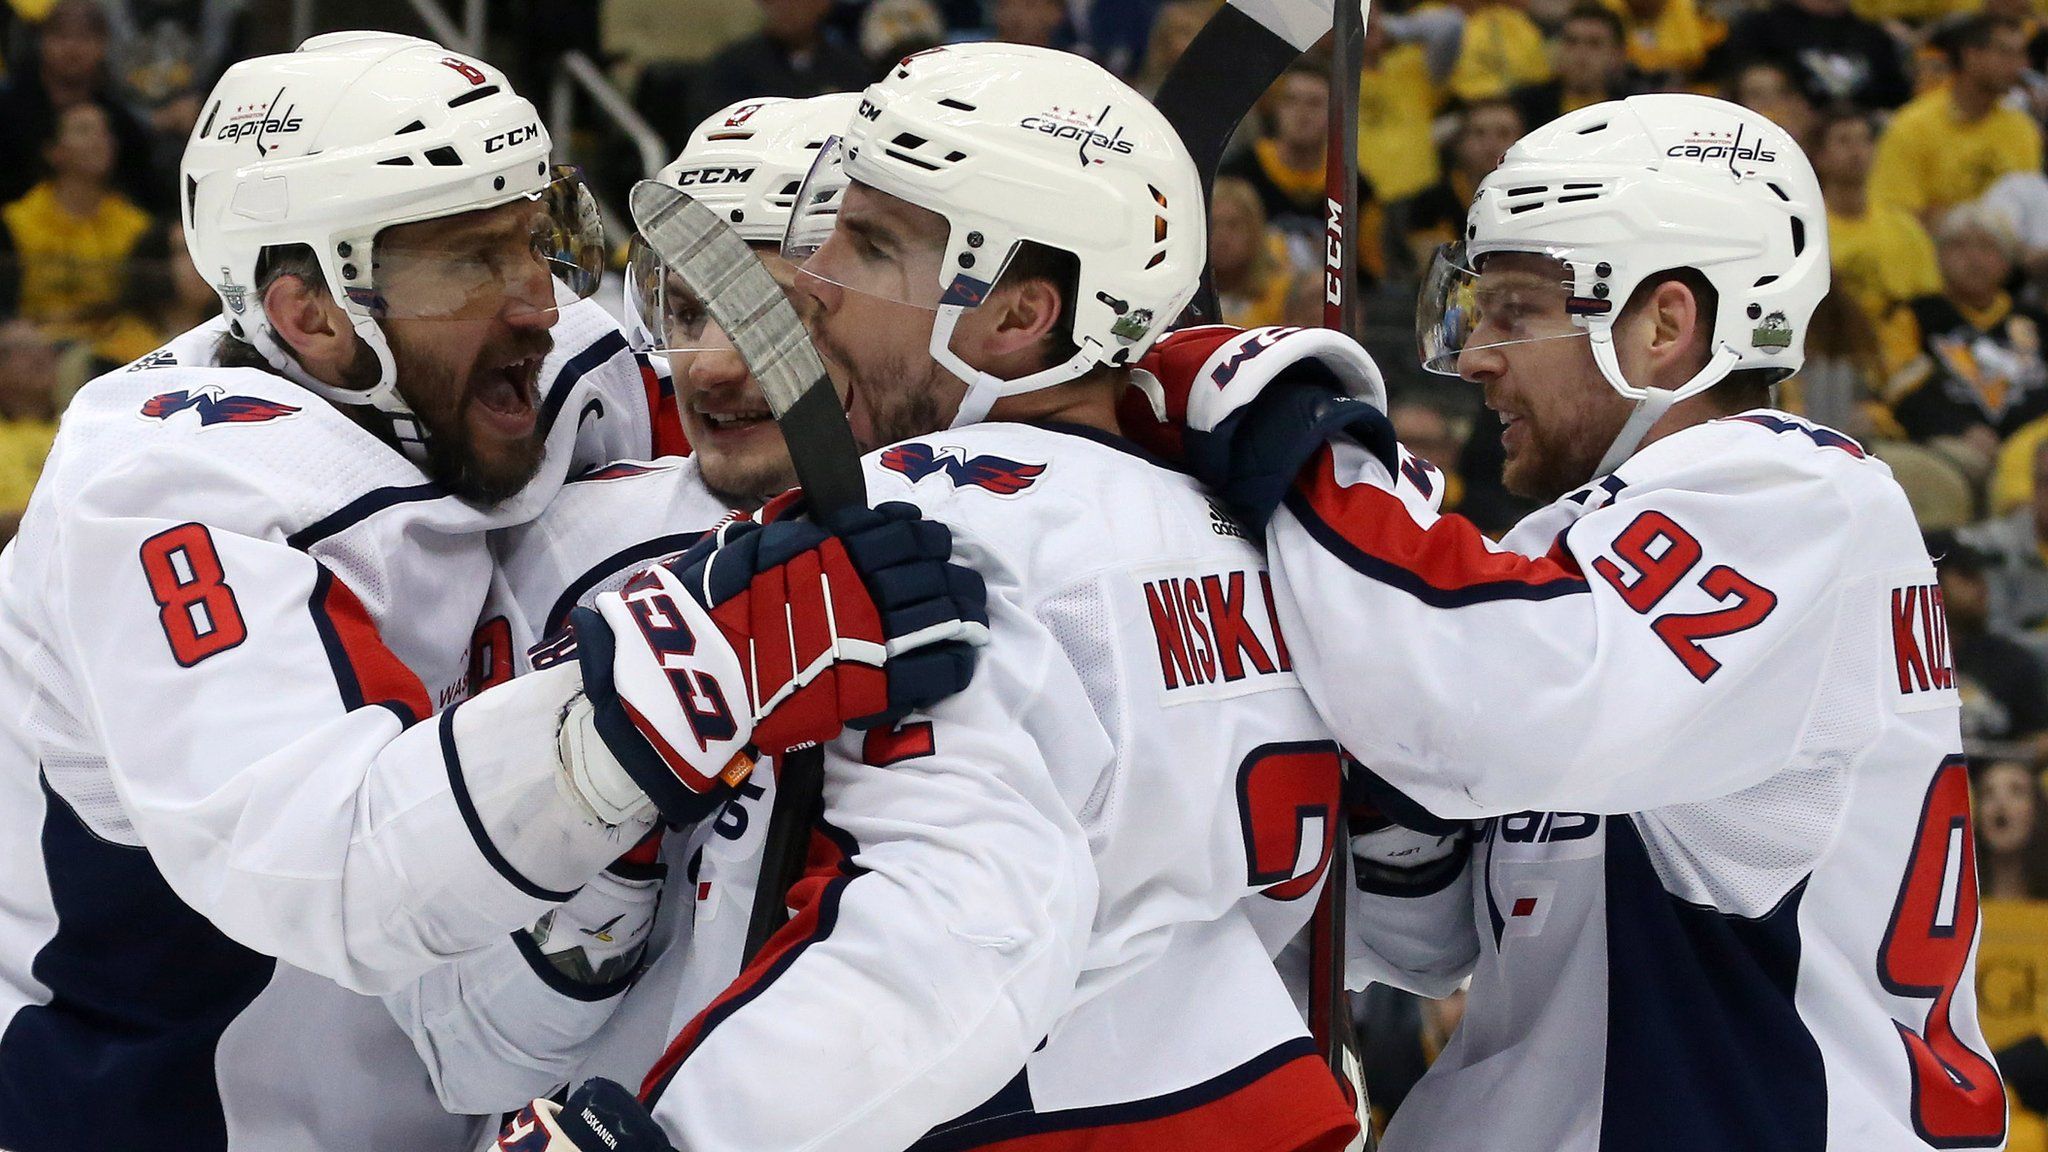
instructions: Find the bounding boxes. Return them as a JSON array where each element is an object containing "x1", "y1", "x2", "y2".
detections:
[{"x1": 6, "y1": 0, "x2": 2048, "y2": 1134}]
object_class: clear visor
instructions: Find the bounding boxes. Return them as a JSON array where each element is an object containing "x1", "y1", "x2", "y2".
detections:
[
  {"x1": 1416, "y1": 242, "x2": 1601, "y2": 375},
  {"x1": 624, "y1": 231, "x2": 734, "y2": 355},
  {"x1": 355, "y1": 166, "x2": 606, "y2": 321},
  {"x1": 782, "y1": 135, "x2": 985, "y2": 314}
]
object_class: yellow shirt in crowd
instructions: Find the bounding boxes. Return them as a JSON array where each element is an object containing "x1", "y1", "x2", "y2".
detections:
[
  {"x1": 1977, "y1": 898, "x2": 2048, "y2": 1152},
  {"x1": 1870, "y1": 88, "x2": 2044, "y2": 220},
  {"x1": 1990, "y1": 413, "x2": 2048, "y2": 514},
  {"x1": 1852, "y1": 0, "x2": 1968, "y2": 27},
  {"x1": 0, "y1": 419, "x2": 56, "y2": 516},
  {"x1": 1, "y1": 183, "x2": 152, "y2": 349},
  {"x1": 1828, "y1": 201, "x2": 1943, "y2": 326},
  {"x1": 1445, "y1": 3, "x2": 1552, "y2": 103},
  {"x1": 1359, "y1": 41, "x2": 1443, "y2": 203},
  {"x1": 1218, "y1": 234, "x2": 1300, "y2": 329},
  {"x1": 1598, "y1": 0, "x2": 1722, "y2": 77}
]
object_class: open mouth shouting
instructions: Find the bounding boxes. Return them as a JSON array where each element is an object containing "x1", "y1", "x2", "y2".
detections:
[{"x1": 470, "y1": 352, "x2": 547, "y2": 440}]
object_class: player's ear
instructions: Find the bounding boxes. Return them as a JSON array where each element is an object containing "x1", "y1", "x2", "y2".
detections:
[
  {"x1": 1643, "y1": 277, "x2": 1707, "y2": 376},
  {"x1": 983, "y1": 275, "x2": 1064, "y2": 363},
  {"x1": 1618, "y1": 276, "x2": 1709, "y2": 390},
  {"x1": 264, "y1": 275, "x2": 357, "y2": 379}
]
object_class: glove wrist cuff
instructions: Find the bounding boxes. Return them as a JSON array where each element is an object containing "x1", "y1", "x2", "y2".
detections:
[{"x1": 557, "y1": 694, "x2": 657, "y2": 827}]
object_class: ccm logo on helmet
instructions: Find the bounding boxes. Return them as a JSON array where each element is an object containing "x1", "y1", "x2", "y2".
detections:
[
  {"x1": 483, "y1": 124, "x2": 540, "y2": 153},
  {"x1": 673, "y1": 166, "x2": 755, "y2": 187}
]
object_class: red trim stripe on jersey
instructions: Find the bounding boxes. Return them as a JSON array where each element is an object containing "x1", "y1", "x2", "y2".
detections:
[
  {"x1": 640, "y1": 822, "x2": 863, "y2": 1104},
  {"x1": 307, "y1": 565, "x2": 432, "y2": 727},
  {"x1": 642, "y1": 354, "x2": 691, "y2": 458},
  {"x1": 911, "y1": 1038, "x2": 1358, "y2": 1152},
  {"x1": 1282, "y1": 446, "x2": 1589, "y2": 607}
]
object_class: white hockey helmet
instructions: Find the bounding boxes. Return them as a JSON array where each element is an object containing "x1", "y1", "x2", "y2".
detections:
[
  {"x1": 626, "y1": 93, "x2": 860, "y2": 355},
  {"x1": 181, "y1": 31, "x2": 604, "y2": 456},
  {"x1": 660, "y1": 94, "x2": 863, "y2": 243},
  {"x1": 786, "y1": 42, "x2": 1206, "y2": 426},
  {"x1": 1417, "y1": 93, "x2": 1829, "y2": 476}
]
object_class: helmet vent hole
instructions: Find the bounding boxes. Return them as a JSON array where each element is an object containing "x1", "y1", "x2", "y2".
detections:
[
  {"x1": 446, "y1": 85, "x2": 500, "y2": 108},
  {"x1": 1508, "y1": 202, "x2": 1543, "y2": 215},
  {"x1": 1562, "y1": 182, "x2": 1600, "y2": 190},
  {"x1": 1767, "y1": 182, "x2": 1790, "y2": 202},
  {"x1": 1753, "y1": 275, "x2": 1779, "y2": 287},
  {"x1": 939, "y1": 98, "x2": 977, "y2": 111},
  {"x1": 199, "y1": 101, "x2": 220, "y2": 138},
  {"x1": 377, "y1": 156, "x2": 415, "y2": 166},
  {"x1": 1149, "y1": 184, "x2": 1167, "y2": 208},
  {"x1": 1789, "y1": 217, "x2": 1806, "y2": 256},
  {"x1": 944, "y1": 150, "x2": 966, "y2": 162},
  {"x1": 884, "y1": 148, "x2": 941, "y2": 171},
  {"x1": 1575, "y1": 121, "x2": 1609, "y2": 135},
  {"x1": 396, "y1": 120, "x2": 427, "y2": 136},
  {"x1": 1556, "y1": 193, "x2": 1598, "y2": 204},
  {"x1": 1507, "y1": 185, "x2": 1547, "y2": 196},
  {"x1": 424, "y1": 146, "x2": 462, "y2": 166},
  {"x1": 1154, "y1": 216, "x2": 1167, "y2": 242},
  {"x1": 184, "y1": 175, "x2": 198, "y2": 225},
  {"x1": 892, "y1": 132, "x2": 929, "y2": 149},
  {"x1": 1145, "y1": 251, "x2": 1165, "y2": 269}
]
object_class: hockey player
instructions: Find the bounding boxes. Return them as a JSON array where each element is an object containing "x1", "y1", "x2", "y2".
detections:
[
  {"x1": 621, "y1": 93, "x2": 861, "y2": 511},
  {"x1": 391, "y1": 93, "x2": 867, "y2": 1114},
  {"x1": 488, "y1": 42, "x2": 1373, "y2": 1152},
  {"x1": 1157, "y1": 93, "x2": 2009, "y2": 1150},
  {"x1": 0, "y1": 34, "x2": 985, "y2": 1152}
]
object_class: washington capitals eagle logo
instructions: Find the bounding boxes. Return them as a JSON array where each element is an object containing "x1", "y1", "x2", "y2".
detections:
[
  {"x1": 141, "y1": 387, "x2": 301, "y2": 427},
  {"x1": 879, "y1": 443, "x2": 1046, "y2": 495}
]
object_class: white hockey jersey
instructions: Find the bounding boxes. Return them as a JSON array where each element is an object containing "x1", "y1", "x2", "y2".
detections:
[
  {"x1": 637, "y1": 422, "x2": 1361, "y2": 1151},
  {"x1": 1269, "y1": 411, "x2": 2006, "y2": 1151},
  {"x1": 441, "y1": 423, "x2": 1364, "y2": 1151},
  {"x1": 0, "y1": 299, "x2": 678, "y2": 1152},
  {"x1": 390, "y1": 457, "x2": 737, "y2": 1119}
]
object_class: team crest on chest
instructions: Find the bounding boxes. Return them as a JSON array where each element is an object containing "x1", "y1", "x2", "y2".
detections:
[{"x1": 879, "y1": 443, "x2": 1046, "y2": 495}]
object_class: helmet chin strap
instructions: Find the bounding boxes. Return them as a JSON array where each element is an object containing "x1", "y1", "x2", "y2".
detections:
[
  {"x1": 928, "y1": 304, "x2": 1098, "y2": 429},
  {"x1": 1587, "y1": 335, "x2": 1741, "y2": 480},
  {"x1": 251, "y1": 314, "x2": 434, "y2": 466}
]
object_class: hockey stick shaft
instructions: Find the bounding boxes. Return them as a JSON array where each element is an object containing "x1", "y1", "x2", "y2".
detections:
[
  {"x1": 626, "y1": 182, "x2": 862, "y2": 964},
  {"x1": 1156, "y1": 0, "x2": 1342, "y2": 326},
  {"x1": 1319, "y1": 7, "x2": 1375, "y2": 1142}
]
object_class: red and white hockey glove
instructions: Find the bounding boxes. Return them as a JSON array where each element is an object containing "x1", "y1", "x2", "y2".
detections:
[
  {"x1": 495, "y1": 1078, "x2": 673, "y2": 1152},
  {"x1": 1120, "y1": 325, "x2": 1395, "y2": 529},
  {"x1": 560, "y1": 501, "x2": 989, "y2": 828}
]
